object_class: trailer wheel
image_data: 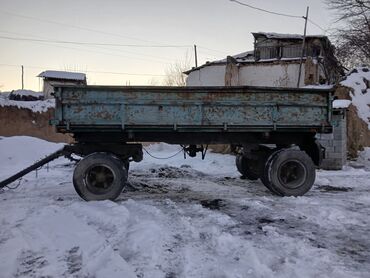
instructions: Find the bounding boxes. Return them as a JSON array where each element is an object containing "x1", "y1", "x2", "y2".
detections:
[
  {"x1": 260, "y1": 149, "x2": 284, "y2": 195},
  {"x1": 236, "y1": 155, "x2": 259, "y2": 180},
  {"x1": 73, "y1": 153, "x2": 127, "y2": 201},
  {"x1": 261, "y1": 149, "x2": 315, "y2": 196}
]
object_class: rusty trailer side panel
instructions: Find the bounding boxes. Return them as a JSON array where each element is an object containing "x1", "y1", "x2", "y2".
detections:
[{"x1": 52, "y1": 85, "x2": 333, "y2": 139}]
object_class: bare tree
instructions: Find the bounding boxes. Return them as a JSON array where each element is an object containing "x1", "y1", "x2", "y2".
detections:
[
  {"x1": 147, "y1": 77, "x2": 160, "y2": 86},
  {"x1": 163, "y1": 53, "x2": 192, "y2": 86},
  {"x1": 326, "y1": 0, "x2": 370, "y2": 68}
]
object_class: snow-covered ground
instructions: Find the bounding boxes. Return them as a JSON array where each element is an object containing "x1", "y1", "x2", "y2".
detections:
[{"x1": 0, "y1": 136, "x2": 370, "y2": 278}]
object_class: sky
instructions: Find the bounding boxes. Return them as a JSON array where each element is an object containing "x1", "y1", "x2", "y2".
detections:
[{"x1": 0, "y1": 0, "x2": 335, "y2": 91}]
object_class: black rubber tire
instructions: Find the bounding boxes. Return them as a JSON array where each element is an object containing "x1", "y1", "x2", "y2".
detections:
[
  {"x1": 262, "y1": 149, "x2": 316, "y2": 196},
  {"x1": 235, "y1": 154, "x2": 259, "y2": 180},
  {"x1": 260, "y1": 149, "x2": 284, "y2": 195},
  {"x1": 73, "y1": 152, "x2": 127, "y2": 201},
  {"x1": 124, "y1": 160, "x2": 130, "y2": 171}
]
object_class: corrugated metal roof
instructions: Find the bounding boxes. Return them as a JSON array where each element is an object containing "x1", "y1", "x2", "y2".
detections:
[{"x1": 37, "y1": 70, "x2": 86, "y2": 81}]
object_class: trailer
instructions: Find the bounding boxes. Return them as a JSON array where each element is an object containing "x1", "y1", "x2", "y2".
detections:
[{"x1": 0, "y1": 85, "x2": 333, "y2": 201}]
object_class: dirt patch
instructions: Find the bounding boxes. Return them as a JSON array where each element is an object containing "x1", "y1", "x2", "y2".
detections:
[
  {"x1": 209, "y1": 144, "x2": 232, "y2": 154},
  {"x1": 148, "y1": 166, "x2": 206, "y2": 179},
  {"x1": 257, "y1": 217, "x2": 285, "y2": 224},
  {"x1": 316, "y1": 185, "x2": 353, "y2": 192},
  {"x1": 200, "y1": 199, "x2": 225, "y2": 210}
]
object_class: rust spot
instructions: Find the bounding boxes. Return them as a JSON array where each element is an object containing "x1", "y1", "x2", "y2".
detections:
[
  {"x1": 95, "y1": 111, "x2": 113, "y2": 120},
  {"x1": 74, "y1": 106, "x2": 83, "y2": 113}
]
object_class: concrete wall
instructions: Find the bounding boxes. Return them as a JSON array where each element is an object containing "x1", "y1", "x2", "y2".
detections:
[
  {"x1": 317, "y1": 110, "x2": 347, "y2": 170},
  {"x1": 238, "y1": 63, "x2": 305, "y2": 87},
  {"x1": 187, "y1": 62, "x2": 310, "y2": 87},
  {"x1": 186, "y1": 65, "x2": 225, "y2": 86}
]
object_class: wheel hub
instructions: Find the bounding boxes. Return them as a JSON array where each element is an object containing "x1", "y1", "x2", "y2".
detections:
[
  {"x1": 84, "y1": 164, "x2": 115, "y2": 194},
  {"x1": 278, "y1": 160, "x2": 306, "y2": 189}
]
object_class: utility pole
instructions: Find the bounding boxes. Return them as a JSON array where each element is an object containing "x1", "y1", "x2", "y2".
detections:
[
  {"x1": 194, "y1": 44, "x2": 198, "y2": 67},
  {"x1": 21, "y1": 65, "x2": 24, "y2": 90},
  {"x1": 297, "y1": 6, "x2": 309, "y2": 88}
]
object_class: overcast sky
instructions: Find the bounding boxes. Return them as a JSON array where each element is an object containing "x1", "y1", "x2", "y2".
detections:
[{"x1": 0, "y1": 0, "x2": 335, "y2": 91}]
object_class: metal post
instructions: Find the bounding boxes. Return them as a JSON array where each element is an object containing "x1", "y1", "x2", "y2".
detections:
[
  {"x1": 297, "y1": 7, "x2": 309, "y2": 88},
  {"x1": 21, "y1": 65, "x2": 24, "y2": 90},
  {"x1": 194, "y1": 44, "x2": 198, "y2": 67}
]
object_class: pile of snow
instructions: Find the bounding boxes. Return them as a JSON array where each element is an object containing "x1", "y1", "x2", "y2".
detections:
[
  {"x1": 0, "y1": 136, "x2": 64, "y2": 181},
  {"x1": 0, "y1": 93, "x2": 55, "y2": 113},
  {"x1": 341, "y1": 67, "x2": 370, "y2": 129},
  {"x1": 357, "y1": 147, "x2": 370, "y2": 170},
  {"x1": 333, "y1": 99, "x2": 352, "y2": 109}
]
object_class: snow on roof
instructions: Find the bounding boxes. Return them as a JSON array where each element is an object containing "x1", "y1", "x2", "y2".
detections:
[
  {"x1": 217, "y1": 50, "x2": 255, "y2": 63},
  {"x1": 183, "y1": 50, "x2": 254, "y2": 74},
  {"x1": 37, "y1": 70, "x2": 86, "y2": 81},
  {"x1": 340, "y1": 67, "x2": 370, "y2": 129},
  {"x1": 252, "y1": 32, "x2": 328, "y2": 40}
]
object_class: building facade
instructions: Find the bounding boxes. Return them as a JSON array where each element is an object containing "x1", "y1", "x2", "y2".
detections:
[
  {"x1": 185, "y1": 32, "x2": 343, "y2": 88},
  {"x1": 37, "y1": 71, "x2": 87, "y2": 99}
]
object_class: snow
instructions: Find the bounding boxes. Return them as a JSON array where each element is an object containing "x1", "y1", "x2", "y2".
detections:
[
  {"x1": 213, "y1": 50, "x2": 255, "y2": 64},
  {"x1": 357, "y1": 147, "x2": 370, "y2": 170},
  {"x1": 37, "y1": 70, "x2": 86, "y2": 81},
  {"x1": 0, "y1": 136, "x2": 64, "y2": 181},
  {"x1": 254, "y1": 32, "x2": 327, "y2": 40},
  {"x1": 303, "y1": 84, "x2": 334, "y2": 89},
  {"x1": 10, "y1": 90, "x2": 43, "y2": 98},
  {"x1": 0, "y1": 93, "x2": 55, "y2": 113},
  {"x1": 1, "y1": 136, "x2": 370, "y2": 277},
  {"x1": 333, "y1": 99, "x2": 352, "y2": 109},
  {"x1": 340, "y1": 67, "x2": 370, "y2": 129}
]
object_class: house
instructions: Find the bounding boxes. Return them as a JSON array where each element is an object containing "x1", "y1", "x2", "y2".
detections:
[
  {"x1": 184, "y1": 32, "x2": 348, "y2": 170},
  {"x1": 37, "y1": 70, "x2": 87, "y2": 98},
  {"x1": 185, "y1": 32, "x2": 343, "y2": 87}
]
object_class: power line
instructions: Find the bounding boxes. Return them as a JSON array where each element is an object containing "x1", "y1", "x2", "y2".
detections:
[
  {"x1": 86, "y1": 70, "x2": 165, "y2": 77},
  {"x1": 307, "y1": 19, "x2": 327, "y2": 33},
  {"x1": 0, "y1": 30, "x2": 177, "y2": 63},
  {"x1": 197, "y1": 45, "x2": 229, "y2": 55},
  {"x1": 0, "y1": 63, "x2": 166, "y2": 77},
  {"x1": 0, "y1": 34, "x2": 189, "y2": 63},
  {"x1": 0, "y1": 9, "x2": 161, "y2": 44},
  {"x1": 0, "y1": 9, "x2": 222, "y2": 59},
  {"x1": 229, "y1": 1, "x2": 330, "y2": 35},
  {"x1": 0, "y1": 35, "x2": 191, "y2": 48},
  {"x1": 0, "y1": 9, "x2": 194, "y2": 55},
  {"x1": 229, "y1": 0, "x2": 303, "y2": 19},
  {"x1": 0, "y1": 35, "x2": 173, "y2": 65}
]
